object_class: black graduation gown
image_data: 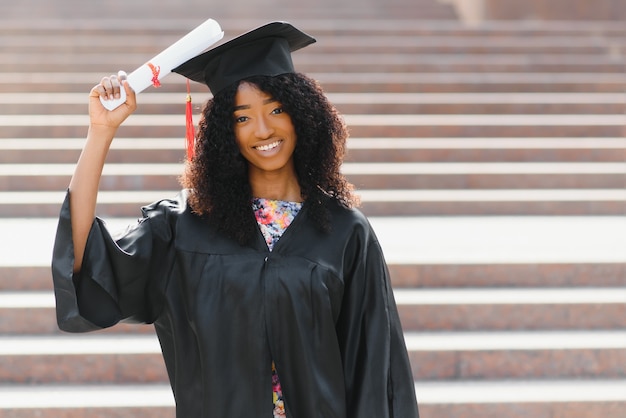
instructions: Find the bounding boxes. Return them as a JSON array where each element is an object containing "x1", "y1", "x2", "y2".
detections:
[{"x1": 51, "y1": 189, "x2": 419, "y2": 418}]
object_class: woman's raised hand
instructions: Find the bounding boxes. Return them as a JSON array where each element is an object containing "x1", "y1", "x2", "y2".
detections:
[{"x1": 88, "y1": 70, "x2": 137, "y2": 130}]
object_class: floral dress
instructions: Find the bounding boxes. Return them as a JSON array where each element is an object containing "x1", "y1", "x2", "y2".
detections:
[{"x1": 252, "y1": 197, "x2": 303, "y2": 418}]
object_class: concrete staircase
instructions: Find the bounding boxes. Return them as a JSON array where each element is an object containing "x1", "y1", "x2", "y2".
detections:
[{"x1": 0, "y1": 1, "x2": 625, "y2": 417}]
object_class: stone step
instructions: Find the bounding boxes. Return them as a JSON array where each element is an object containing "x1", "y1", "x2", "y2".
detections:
[
  {"x1": 396, "y1": 287, "x2": 626, "y2": 331},
  {"x1": 344, "y1": 137, "x2": 626, "y2": 162},
  {"x1": 4, "y1": 91, "x2": 626, "y2": 105},
  {"x1": 3, "y1": 262, "x2": 624, "y2": 292},
  {"x1": 9, "y1": 101, "x2": 622, "y2": 116},
  {"x1": 361, "y1": 192, "x2": 625, "y2": 216},
  {"x1": 3, "y1": 70, "x2": 624, "y2": 93},
  {"x1": 2, "y1": 124, "x2": 621, "y2": 139},
  {"x1": 1, "y1": 190, "x2": 624, "y2": 216},
  {"x1": 0, "y1": 113, "x2": 623, "y2": 139},
  {"x1": 389, "y1": 262, "x2": 626, "y2": 288},
  {"x1": 5, "y1": 31, "x2": 622, "y2": 47},
  {"x1": 4, "y1": 59, "x2": 625, "y2": 76},
  {"x1": 8, "y1": 174, "x2": 620, "y2": 193},
  {"x1": 3, "y1": 287, "x2": 624, "y2": 333},
  {"x1": 0, "y1": 380, "x2": 624, "y2": 418},
  {"x1": 3, "y1": 113, "x2": 624, "y2": 129},
  {"x1": 0, "y1": 0, "x2": 456, "y2": 20},
  {"x1": 1, "y1": 19, "x2": 624, "y2": 41},
  {"x1": 6, "y1": 34, "x2": 623, "y2": 55},
  {"x1": 1, "y1": 162, "x2": 623, "y2": 191},
  {"x1": 0, "y1": 331, "x2": 624, "y2": 383},
  {"x1": 5, "y1": 42, "x2": 619, "y2": 69},
  {"x1": 2, "y1": 16, "x2": 625, "y2": 34},
  {"x1": 2, "y1": 92, "x2": 624, "y2": 115},
  {"x1": 4, "y1": 215, "x2": 621, "y2": 271},
  {"x1": 2, "y1": 137, "x2": 622, "y2": 164},
  {"x1": 314, "y1": 76, "x2": 626, "y2": 93}
]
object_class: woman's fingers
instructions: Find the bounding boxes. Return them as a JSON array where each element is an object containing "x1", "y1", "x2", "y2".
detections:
[{"x1": 99, "y1": 74, "x2": 122, "y2": 100}]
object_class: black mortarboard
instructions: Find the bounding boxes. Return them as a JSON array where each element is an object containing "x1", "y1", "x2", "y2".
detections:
[{"x1": 172, "y1": 21, "x2": 316, "y2": 94}]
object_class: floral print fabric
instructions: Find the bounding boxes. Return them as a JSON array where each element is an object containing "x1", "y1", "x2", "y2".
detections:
[
  {"x1": 252, "y1": 197, "x2": 303, "y2": 417},
  {"x1": 272, "y1": 362, "x2": 286, "y2": 417},
  {"x1": 253, "y1": 197, "x2": 302, "y2": 252}
]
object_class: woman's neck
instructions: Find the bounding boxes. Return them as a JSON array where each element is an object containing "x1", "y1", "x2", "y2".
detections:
[{"x1": 248, "y1": 168, "x2": 302, "y2": 202}]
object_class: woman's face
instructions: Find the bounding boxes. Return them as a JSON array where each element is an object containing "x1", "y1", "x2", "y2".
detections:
[{"x1": 232, "y1": 82, "x2": 297, "y2": 177}]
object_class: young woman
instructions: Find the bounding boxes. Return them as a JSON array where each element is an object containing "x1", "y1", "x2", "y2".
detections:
[{"x1": 52, "y1": 21, "x2": 419, "y2": 418}]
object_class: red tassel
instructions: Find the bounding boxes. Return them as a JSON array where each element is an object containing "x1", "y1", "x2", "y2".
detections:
[{"x1": 185, "y1": 79, "x2": 195, "y2": 160}]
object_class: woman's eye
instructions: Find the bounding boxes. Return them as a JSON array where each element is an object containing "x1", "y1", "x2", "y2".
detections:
[
  {"x1": 235, "y1": 115, "x2": 249, "y2": 123},
  {"x1": 271, "y1": 107, "x2": 284, "y2": 115}
]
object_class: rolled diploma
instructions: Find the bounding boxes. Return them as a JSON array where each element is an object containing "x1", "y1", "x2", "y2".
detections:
[{"x1": 100, "y1": 18, "x2": 224, "y2": 110}]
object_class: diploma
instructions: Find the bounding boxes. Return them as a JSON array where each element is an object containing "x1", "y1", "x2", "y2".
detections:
[{"x1": 100, "y1": 18, "x2": 224, "y2": 110}]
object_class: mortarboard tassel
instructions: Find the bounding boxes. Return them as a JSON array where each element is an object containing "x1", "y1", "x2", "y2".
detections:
[{"x1": 185, "y1": 79, "x2": 196, "y2": 160}]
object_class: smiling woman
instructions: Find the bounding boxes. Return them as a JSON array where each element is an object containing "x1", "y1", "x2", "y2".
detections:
[{"x1": 51, "y1": 21, "x2": 419, "y2": 418}]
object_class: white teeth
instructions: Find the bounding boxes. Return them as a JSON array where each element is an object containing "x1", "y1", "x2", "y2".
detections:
[{"x1": 255, "y1": 140, "x2": 281, "y2": 151}]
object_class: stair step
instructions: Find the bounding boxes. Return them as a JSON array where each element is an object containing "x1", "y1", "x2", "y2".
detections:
[
  {"x1": 2, "y1": 262, "x2": 624, "y2": 291},
  {"x1": 3, "y1": 42, "x2": 619, "y2": 56},
  {"x1": 395, "y1": 288, "x2": 626, "y2": 305},
  {"x1": 388, "y1": 263, "x2": 626, "y2": 288},
  {"x1": 400, "y1": 304, "x2": 626, "y2": 331},
  {"x1": 416, "y1": 332, "x2": 626, "y2": 380},
  {"x1": 3, "y1": 330, "x2": 624, "y2": 354},
  {"x1": 0, "y1": 331, "x2": 624, "y2": 383},
  {"x1": 0, "y1": 1, "x2": 456, "y2": 20},
  {"x1": 12, "y1": 162, "x2": 620, "y2": 175},
  {"x1": 5, "y1": 288, "x2": 625, "y2": 309},
  {"x1": 3, "y1": 92, "x2": 624, "y2": 115},
  {"x1": 0, "y1": 381, "x2": 624, "y2": 417},
  {"x1": 3, "y1": 113, "x2": 624, "y2": 127},
  {"x1": 415, "y1": 379, "x2": 626, "y2": 403},
  {"x1": 2, "y1": 71, "x2": 624, "y2": 93},
  {"x1": 4, "y1": 91, "x2": 625, "y2": 104},
  {"x1": 3, "y1": 288, "x2": 624, "y2": 333},
  {"x1": 2, "y1": 162, "x2": 623, "y2": 191},
  {"x1": 2, "y1": 137, "x2": 623, "y2": 164},
  {"x1": 2, "y1": 125, "x2": 622, "y2": 139},
  {"x1": 1, "y1": 113, "x2": 624, "y2": 139},
  {"x1": 28, "y1": 38, "x2": 614, "y2": 55},
  {"x1": 10, "y1": 175, "x2": 625, "y2": 191},
  {"x1": 1, "y1": 190, "x2": 623, "y2": 216},
  {"x1": 0, "y1": 384, "x2": 174, "y2": 409},
  {"x1": 420, "y1": 401, "x2": 626, "y2": 418},
  {"x1": 396, "y1": 288, "x2": 626, "y2": 330},
  {"x1": 2, "y1": 16, "x2": 626, "y2": 33},
  {"x1": 2, "y1": 215, "x2": 624, "y2": 266},
  {"x1": 6, "y1": 103, "x2": 626, "y2": 117},
  {"x1": 3, "y1": 58, "x2": 625, "y2": 76},
  {"x1": 406, "y1": 330, "x2": 626, "y2": 350}
]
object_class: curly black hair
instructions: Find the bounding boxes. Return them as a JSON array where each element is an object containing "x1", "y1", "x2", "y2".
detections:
[{"x1": 181, "y1": 72, "x2": 359, "y2": 245}]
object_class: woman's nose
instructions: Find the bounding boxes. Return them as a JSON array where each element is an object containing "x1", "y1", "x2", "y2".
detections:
[{"x1": 254, "y1": 116, "x2": 274, "y2": 139}]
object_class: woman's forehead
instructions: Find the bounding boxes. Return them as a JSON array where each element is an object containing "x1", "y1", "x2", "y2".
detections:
[{"x1": 234, "y1": 82, "x2": 276, "y2": 106}]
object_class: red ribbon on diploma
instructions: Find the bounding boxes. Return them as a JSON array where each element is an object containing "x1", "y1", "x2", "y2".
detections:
[{"x1": 147, "y1": 62, "x2": 161, "y2": 87}]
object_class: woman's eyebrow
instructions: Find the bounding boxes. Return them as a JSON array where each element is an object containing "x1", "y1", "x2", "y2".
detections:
[{"x1": 233, "y1": 98, "x2": 277, "y2": 111}]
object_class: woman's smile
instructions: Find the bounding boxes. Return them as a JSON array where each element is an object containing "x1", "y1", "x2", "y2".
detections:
[{"x1": 254, "y1": 139, "x2": 283, "y2": 152}]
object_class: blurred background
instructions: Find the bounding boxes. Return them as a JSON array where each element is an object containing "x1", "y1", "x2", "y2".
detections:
[{"x1": 0, "y1": 0, "x2": 624, "y2": 417}]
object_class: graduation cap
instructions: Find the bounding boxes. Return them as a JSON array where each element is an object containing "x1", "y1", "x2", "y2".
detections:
[{"x1": 173, "y1": 21, "x2": 316, "y2": 94}]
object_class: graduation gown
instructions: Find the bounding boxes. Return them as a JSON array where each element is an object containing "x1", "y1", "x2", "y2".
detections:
[{"x1": 51, "y1": 190, "x2": 419, "y2": 418}]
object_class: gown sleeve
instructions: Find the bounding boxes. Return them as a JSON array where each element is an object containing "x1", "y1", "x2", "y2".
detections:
[
  {"x1": 51, "y1": 190, "x2": 173, "y2": 332},
  {"x1": 336, "y1": 226, "x2": 419, "y2": 418}
]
